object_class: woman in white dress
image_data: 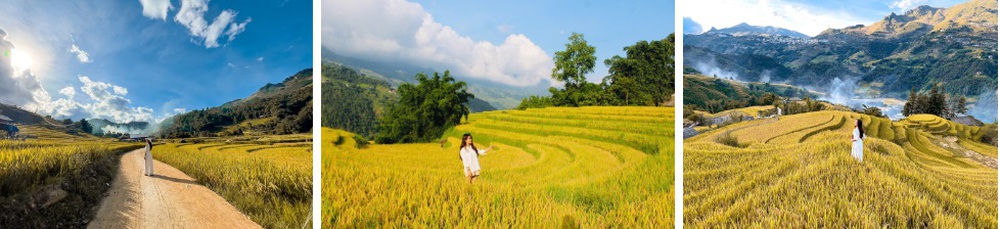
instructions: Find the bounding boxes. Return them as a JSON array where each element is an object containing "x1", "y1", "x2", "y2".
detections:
[
  {"x1": 459, "y1": 133, "x2": 493, "y2": 184},
  {"x1": 144, "y1": 138, "x2": 154, "y2": 176},
  {"x1": 850, "y1": 119, "x2": 865, "y2": 162}
]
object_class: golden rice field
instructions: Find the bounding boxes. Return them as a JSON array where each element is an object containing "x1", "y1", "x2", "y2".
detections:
[
  {"x1": 323, "y1": 106, "x2": 674, "y2": 228},
  {"x1": 0, "y1": 125, "x2": 142, "y2": 227},
  {"x1": 685, "y1": 110, "x2": 998, "y2": 228},
  {"x1": 152, "y1": 134, "x2": 312, "y2": 229},
  {"x1": 1, "y1": 125, "x2": 142, "y2": 195}
]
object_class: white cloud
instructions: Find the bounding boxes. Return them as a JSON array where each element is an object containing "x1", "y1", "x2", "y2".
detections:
[
  {"x1": 890, "y1": 0, "x2": 926, "y2": 11},
  {"x1": 113, "y1": 85, "x2": 128, "y2": 95},
  {"x1": 226, "y1": 17, "x2": 252, "y2": 41},
  {"x1": 684, "y1": 0, "x2": 868, "y2": 36},
  {"x1": 0, "y1": 28, "x2": 50, "y2": 108},
  {"x1": 139, "y1": 0, "x2": 174, "y2": 20},
  {"x1": 169, "y1": 0, "x2": 251, "y2": 48},
  {"x1": 68, "y1": 44, "x2": 92, "y2": 63},
  {"x1": 59, "y1": 86, "x2": 76, "y2": 98},
  {"x1": 46, "y1": 97, "x2": 82, "y2": 119},
  {"x1": 0, "y1": 27, "x2": 179, "y2": 128},
  {"x1": 74, "y1": 76, "x2": 155, "y2": 123},
  {"x1": 322, "y1": 0, "x2": 556, "y2": 87},
  {"x1": 256, "y1": 56, "x2": 263, "y2": 62},
  {"x1": 25, "y1": 76, "x2": 161, "y2": 124}
]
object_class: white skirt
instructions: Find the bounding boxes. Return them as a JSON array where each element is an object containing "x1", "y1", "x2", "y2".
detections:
[
  {"x1": 144, "y1": 149, "x2": 154, "y2": 175},
  {"x1": 851, "y1": 140, "x2": 863, "y2": 162}
]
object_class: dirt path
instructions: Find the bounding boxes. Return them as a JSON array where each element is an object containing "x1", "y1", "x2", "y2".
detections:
[{"x1": 87, "y1": 149, "x2": 262, "y2": 229}]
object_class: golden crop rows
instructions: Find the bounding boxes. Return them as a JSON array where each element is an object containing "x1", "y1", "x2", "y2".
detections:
[
  {"x1": 685, "y1": 110, "x2": 998, "y2": 228},
  {"x1": 0, "y1": 125, "x2": 143, "y2": 220},
  {"x1": 323, "y1": 106, "x2": 674, "y2": 228},
  {"x1": 152, "y1": 137, "x2": 312, "y2": 229}
]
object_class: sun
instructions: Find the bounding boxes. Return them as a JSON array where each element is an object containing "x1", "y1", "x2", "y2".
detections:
[{"x1": 9, "y1": 48, "x2": 33, "y2": 73}]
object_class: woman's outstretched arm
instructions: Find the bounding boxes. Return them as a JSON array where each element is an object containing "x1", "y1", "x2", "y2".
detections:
[{"x1": 478, "y1": 145, "x2": 494, "y2": 155}]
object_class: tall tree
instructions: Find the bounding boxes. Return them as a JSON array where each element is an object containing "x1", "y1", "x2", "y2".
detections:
[
  {"x1": 79, "y1": 119, "x2": 92, "y2": 134},
  {"x1": 551, "y1": 33, "x2": 597, "y2": 106},
  {"x1": 930, "y1": 86, "x2": 947, "y2": 117},
  {"x1": 953, "y1": 96, "x2": 969, "y2": 115},
  {"x1": 903, "y1": 89, "x2": 916, "y2": 116}
]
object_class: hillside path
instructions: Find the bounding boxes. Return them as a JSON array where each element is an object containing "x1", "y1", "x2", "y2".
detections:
[{"x1": 87, "y1": 149, "x2": 262, "y2": 229}]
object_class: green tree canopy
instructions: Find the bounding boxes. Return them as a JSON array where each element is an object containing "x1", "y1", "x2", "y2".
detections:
[
  {"x1": 375, "y1": 71, "x2": 473, "y2": 144},
  {"x1": 552, "y1": 32, "x2": 597, "y2": 89},
  {"x1": 604, "y1": 34, "x2": 675, "y2": 106}
]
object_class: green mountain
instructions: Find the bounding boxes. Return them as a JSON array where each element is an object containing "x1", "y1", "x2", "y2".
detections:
[
  {"x1": 0, "y1": 103, "x2": 94, "y2": 136},
  {"x1": 321, "y1": 62, "x2": 495, "y2": 138},
  {"x1": 0, "y1": 103, "x2": 49, "y2": 125},
  {"x1": 322, "y1": 49, "x2": 544, "y2": 109},
  {"x1": 684, "y1": 0, "x2": 997, "y2": 108},
  {"x1": 159, "y1": 69, "x2": 313, "y2": 138},
  {"x1": 684, "y1": 74, "x2": 816, "y2": 113}
]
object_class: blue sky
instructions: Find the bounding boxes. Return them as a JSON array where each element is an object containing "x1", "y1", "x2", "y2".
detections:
[
  {"x1": 0, "y1": 0, "x2": 311, "y2": 125},
  {"x1": 683, "y1": 0, "x2": 967, "y2": 36},
  {"x1": 322, "y1": 0, "x2": 673, "y2": 87}
]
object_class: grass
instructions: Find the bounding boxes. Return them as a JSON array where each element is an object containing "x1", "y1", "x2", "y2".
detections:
[
  {"x1": 684, "y1": 110, "x2": 998, "y2": 228},
  {"x1": 323, "y1": 106, "x2": 674, "y2": 228}
]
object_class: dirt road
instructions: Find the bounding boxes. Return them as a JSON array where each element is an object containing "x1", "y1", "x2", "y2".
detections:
[{"x1": 87, "y1": 149, "x2": 262, "y2": 229}]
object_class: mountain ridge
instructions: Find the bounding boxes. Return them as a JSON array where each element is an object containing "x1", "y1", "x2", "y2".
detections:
[
  {"x1": 159, "y1": 69, "x2": 313, "y2": 138},
  {"x1": 817, "y1": 0, "x2": 997, "y2": 38},
  {"x1": 321, "y1": 49, "x2": 545, "y2": 109},
  {"x1": 684, "y1": 0, "x2": 997, "y2": 122},
  {"x1": 706, "y1": 22, "x2": 810, "y2": 38}
]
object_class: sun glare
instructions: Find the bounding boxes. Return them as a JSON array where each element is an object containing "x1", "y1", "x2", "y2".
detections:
[{"x1": 10, "y1": 48, "x2": 33, "y2": 73}]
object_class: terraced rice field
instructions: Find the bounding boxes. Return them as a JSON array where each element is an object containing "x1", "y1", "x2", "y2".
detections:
[
  {"x1": 323, "y1": 106, "x2": 674, "y2": 227},
  {"x1": 685, "y1": 110, "x2": 998, "y2": 228},
  {"x1": 152, "y1": 135, "x2": 312, "y2": 229}
]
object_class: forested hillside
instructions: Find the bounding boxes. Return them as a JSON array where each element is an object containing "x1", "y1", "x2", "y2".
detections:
[{"x1": 159, "y1": 69, "x2": 313, "y2": 138}]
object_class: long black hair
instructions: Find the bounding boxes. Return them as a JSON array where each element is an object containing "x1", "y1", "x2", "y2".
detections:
[
  {"x1": 856, "y1": 119, "x2": 865, "y2": 139},
  {"x1": 460, "y1": 133, "x2": 478, "y2": 159}
]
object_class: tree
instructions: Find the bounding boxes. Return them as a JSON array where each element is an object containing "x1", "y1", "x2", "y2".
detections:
[
  {"x1": 902, "y1": 86, "x2": 951, "y2": 118},
  {"x1": 928, "y1": 86, "x2": 947, "y2": 117},
  {"x1": 603, "y1": 34, "x2": 675, "y2": 106},
  {"x1": 516, "y1": 95, "x2": 553, "y2": 110},
  {"x1": 79, "y1": 119, "x2": 92, "y2": 134},
  {"x1": 550, "y1": 33, "x2": 597, "y2": 106},
  {"x1": 605, "y1": 74, "x2": 638, "y2": 105},
  {"x1": 375, "y1": 71, "x2": 473, "y2": 144},
  {"x1": 903, "y1": 89, "x2": 916, "y2": 116},
  {"x1": 552, "y1": 32, "x2": 596, "y2": 89},
  {"x1": 320, "y1": 64, "x2": 391, "y2": 138},
  {"x1": 861, "y1": 104, "x2": 885, "y2": 118},
  {"x1": 759, "y1": 93, "x2": 778, "y2": 106},
  {"x1": 952, "y1": 95, "x2": 968, "y2": 115}
]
